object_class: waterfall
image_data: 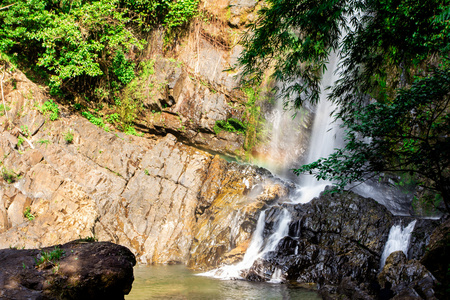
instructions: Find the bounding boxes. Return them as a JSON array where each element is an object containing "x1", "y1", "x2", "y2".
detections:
[
  {"x1": 293, "y1": 51, "x2": 342, "y2": 204},
  {"x1": 199, "y1": 209, "x2": 292, "y2": 280},
  {"x1": 380, "y1": 220, "x2": 417, "y2": 269},
  {"x1": 201, "y1": 50, "x2": 343, "y2": 284}
]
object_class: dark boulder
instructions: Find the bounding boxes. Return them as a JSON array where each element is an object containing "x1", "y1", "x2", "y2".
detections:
[
  {"x1": 378, "y1": 251, "x2": 437, "y2": 299},
  {"x1": 0, "y1": 240, "x2": 136, "y2": 299},
  {"x1": 421, "y1": 217, "x2": 450, "y2": 299},
  {"x1": 243, "y1": 190, "x2": 395, "y2": 298}
]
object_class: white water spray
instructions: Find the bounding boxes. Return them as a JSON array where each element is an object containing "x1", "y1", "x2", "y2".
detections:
[
  {"x1": 199, "y1": 209, "x2": 292, "y2": 280},
  {"x1": 380, "y1": 220, "x2": 417, "y2": 269},
  {"x1": 293, "y1": 52, "x2": 342, "y2": 204}
]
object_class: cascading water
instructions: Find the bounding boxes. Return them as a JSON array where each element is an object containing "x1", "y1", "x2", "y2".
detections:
[
  {"x1": 199, "y1": 209, "x2": 292, "y2": 280},
  {"x1": 380, "y1": 220, "x2": 417, "y2": 269},
  {"x1": 293, "y1": 51, "x2": 342, "y2": 204}
]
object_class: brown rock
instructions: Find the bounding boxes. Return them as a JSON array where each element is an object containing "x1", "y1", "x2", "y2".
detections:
[{"x1": 0, "y1": 240, "x2": 136, "y2": 300}]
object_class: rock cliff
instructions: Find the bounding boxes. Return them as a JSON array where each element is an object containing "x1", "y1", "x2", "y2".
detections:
[{"x1": 0, "y1": 65, "x2": 286, "y2": 267}]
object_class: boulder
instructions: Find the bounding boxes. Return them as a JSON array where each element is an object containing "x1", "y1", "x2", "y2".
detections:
[
  {"x1": 243, "y1": 190, "x2": 394, "y2": 284},
  {"x1": 378, "y1": 251, "x2": 437, "y2": 299},
  {"x1": 421, "y1": 217, "x2": 450, "y2": 299},
  {"x1": 0, "y1": 240, "x2": 136, "y2": 300}
]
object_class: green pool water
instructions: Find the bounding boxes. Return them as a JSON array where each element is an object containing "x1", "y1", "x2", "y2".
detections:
[{"x1": 126, "y1": 265, "x2": 321, "y2": 300}]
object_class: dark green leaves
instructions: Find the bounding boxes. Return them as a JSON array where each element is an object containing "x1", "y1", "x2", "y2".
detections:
[{"x1": 239, "y1": 0, "x2": 351, "y2": 108}]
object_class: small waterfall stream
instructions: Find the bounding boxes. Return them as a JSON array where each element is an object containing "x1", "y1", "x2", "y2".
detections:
[
  {"x1": 199, "y1": 209, "x2": 292, "y2": 280},
  {"x1": 380, "y1": 220, "x2": 417, "y2": 269}
]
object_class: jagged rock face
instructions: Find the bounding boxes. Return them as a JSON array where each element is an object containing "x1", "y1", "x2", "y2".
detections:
[
  {"x1": 188, "y1": 158, "x2": 290, "y2": 269},
  {"x1": 0, "y1": 240, "x2": 136, "y2": 300},
  {"x1": 0, "y1": 67, "x2": 283, "y2": 266},
  {"x1": 407, "y1": 217, "x2": 440, "y2": 261},
  {"x1": 242, "y1": 191, "x2": 395, "y2": 289},
  {"x1": 378, "y1": 251, "x2": 437, "y2": 299},
  {"x1": 133, "y1": 56, "x2": 245, "y2": 157},
  {"x1": 421, "y1": 217, "x2": 450, "y2": 299}
]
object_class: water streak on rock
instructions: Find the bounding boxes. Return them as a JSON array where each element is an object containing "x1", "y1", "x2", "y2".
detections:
[{"x1": 380, "y1": 220, "x2": 417, "y2": 269}]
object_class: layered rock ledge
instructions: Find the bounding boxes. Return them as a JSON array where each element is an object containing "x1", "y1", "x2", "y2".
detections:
[{"x1": 0, "y1": 240, "x2": 136, "y2": 300}]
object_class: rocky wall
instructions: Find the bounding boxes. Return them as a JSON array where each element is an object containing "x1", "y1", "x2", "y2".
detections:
[{"x1": 0, "y1": 66, "x2": 283, "y2": 266}]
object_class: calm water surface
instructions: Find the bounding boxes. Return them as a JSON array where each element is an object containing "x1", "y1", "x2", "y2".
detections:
[{"x1": 126, "y1": 265, "x2": 321, "y2": 300}]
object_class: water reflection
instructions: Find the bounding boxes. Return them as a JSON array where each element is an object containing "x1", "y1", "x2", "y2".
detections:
[{"x1": 127, "y1": 265, "x2": 320, "y2": 300}]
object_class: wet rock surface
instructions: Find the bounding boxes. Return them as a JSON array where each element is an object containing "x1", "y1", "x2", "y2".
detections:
[
  {"x1": 421, "y1": 217, "x2": 450, "y2": 299},
  {"x1": 0, "y1": 240, "x2": 136, "y2": 300},
  {"x1": 243, "y1": 191, "x2": 394, "y2": 284},
  {"x1": 378, "y1": 251, "x2": 437, "y2": 299},
  {"x1": 240, "y1": 191, "x2": 394, "y2": 298}
]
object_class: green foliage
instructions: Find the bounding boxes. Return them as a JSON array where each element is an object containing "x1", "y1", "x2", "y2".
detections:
[
  {"x1": 37, "y1": 139, "x2": 50, "y2": 146},
  {"x1": 124, "y1": 124, "x2": 143, "y2": 136},
  {"x1": 17, "y1": 136, "x2": 24, "y2": 148},
  {"x1": 214, "y1": 118, "x2": 247, "y2": 135},
  {"x1": 242, "y1": 87, "x2": 263, "y2": 153},
  {"x1": 39, "y1": 100, "x2": 59, "y2": 121},
  {"x1": 23, "y1": 206, "x2": 35, "y2": 221},
  {"x1": 64, "y1": 130, "x2": 74, "y2": 144},
  {"x1": 0, "y1": 0, "x2": 144, "y2": 95},
  {"x1": 240, "y1": 0, "x2": 450, "y2": 110},
  {"x1": 112, "y1": 51, "x2": 136, "y2": 85},
  {"x1": 21, "y1": 125, "x2": 30, "y2": 137},
  {"x1": 1, "y1": 167, "x2": 18, "y2": 183},
  {"x1": 34, "y1": 246, "x2": 65, "y2": 268},
  {"x1": 78, "y1": 235, "x2": 98, "y2": 242},
  {"x1": 107, "y1": 113, "x2": 120, "y2": 124},
  {"x1": 82, "y1": 111, "x2": 108, "y2": 131},
  {"x1": 116, "y1": 92, "x2": 137, "y2": 128},
  {"x1": 0, "y1": 0, "x2": 198, "y2": 101},
  {"x1": 163, "y1": 0, "x2": 199, "y2": 29},
  {"x1": 239, "y1": 0, "x2": 349, "y2": 107},
  {"x1": 0, "y1": 103, "x2": 11, "y2": 116}
]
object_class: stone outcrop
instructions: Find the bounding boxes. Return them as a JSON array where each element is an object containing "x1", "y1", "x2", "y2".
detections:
[
  {"x1": 378, "y1": 251, "x2": 437, "y2": 299},
  {"x1": 421, "y1": 217, "x2": 450, "y2": 299},
  {"x1": 132, "y1": 56, "x2": 245, "y2": 157},
  {"x1": 0, "y1": 240, "x2": 136, "y2": 300},
  {"x1": 189, "y1": 158, "x2": 290, "y2": 269},
  {"x1": 240, "y1": 191, "x2": 394, "y2": 294}
]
